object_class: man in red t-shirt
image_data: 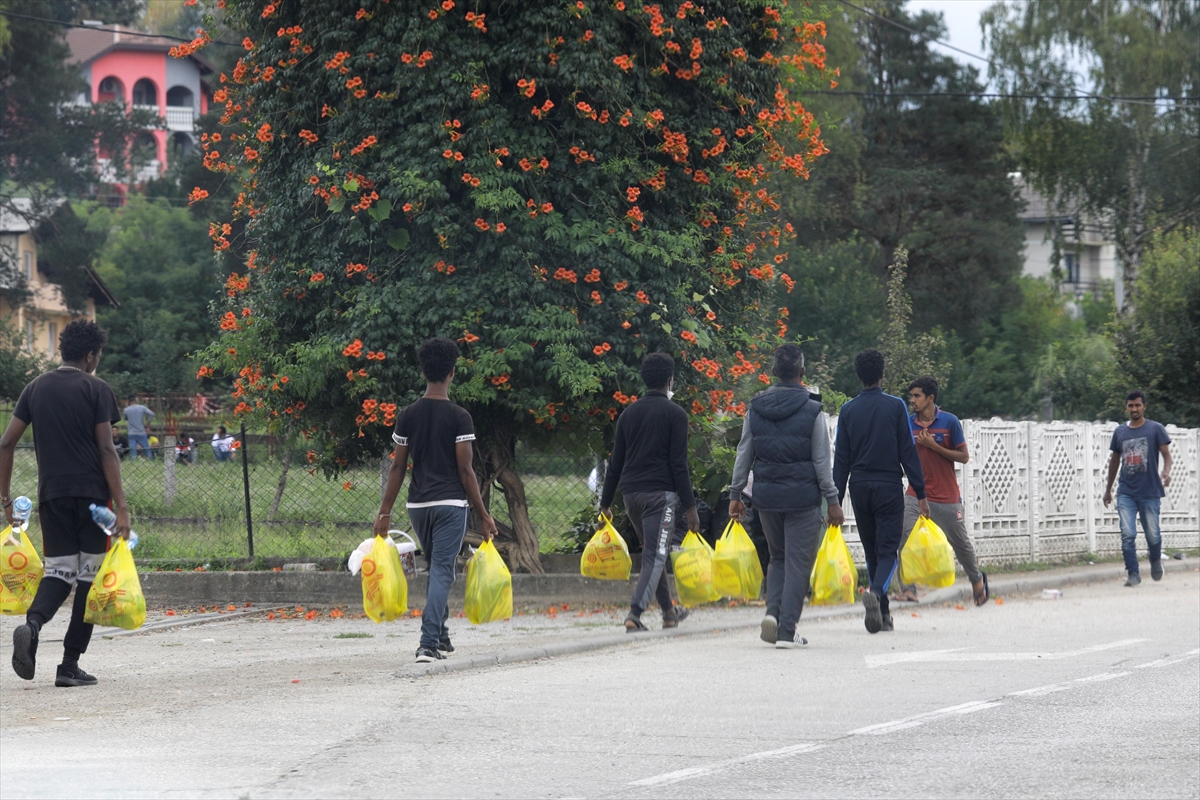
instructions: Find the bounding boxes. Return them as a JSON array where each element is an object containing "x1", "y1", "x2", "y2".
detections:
[{"x1": 895, "y1": 377, "x2": 988, "y2": 606}]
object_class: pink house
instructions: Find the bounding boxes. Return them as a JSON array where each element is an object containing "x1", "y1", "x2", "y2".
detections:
[{"x1": 66, "y1": 23, "x2": 214, "y2": 188}]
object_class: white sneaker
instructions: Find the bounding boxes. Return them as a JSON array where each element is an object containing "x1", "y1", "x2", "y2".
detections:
[
  {"x1": 775, "y1": 633, "x2": 808, "y2": 649},
  {"x1": 760, "y1": 615, "x2": 778, "y2": 644}
]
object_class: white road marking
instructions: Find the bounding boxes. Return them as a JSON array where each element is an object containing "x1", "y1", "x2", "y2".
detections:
[
  {"x1": 628, "y1": 743, "x2": 825, "y2": 787},
  {"x1": 865, "y1": 638, "x2": 1148, "y2": 668},
  {"x1": 628, "y1": 647, "x2": 1197, "y2": 790}
]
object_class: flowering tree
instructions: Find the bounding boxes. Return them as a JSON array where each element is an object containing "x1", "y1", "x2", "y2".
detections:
[{"x1": 190, "y1": 0, "x2": 829, "y2": 571}]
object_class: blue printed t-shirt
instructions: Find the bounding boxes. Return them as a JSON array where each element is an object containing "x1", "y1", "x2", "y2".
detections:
[
  {"x1": 906, "y1": 408, "x2": 966, "y2": 504},
  {"x1": 1110, "y1": 420, "x2": 1171, "y2": 498}
]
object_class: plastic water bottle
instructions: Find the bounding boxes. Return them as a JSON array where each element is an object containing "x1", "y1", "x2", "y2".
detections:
[
  {"x1": 12, "y1": 496, "x2": 33, "y2": 531},
  {"x1": 89, "y1": 503, "x2": 138, "y2": 550}
]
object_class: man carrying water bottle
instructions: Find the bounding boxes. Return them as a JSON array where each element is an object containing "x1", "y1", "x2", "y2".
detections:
[{"x1": 0, "y1": 320, "x2": 131, "y2": 687}]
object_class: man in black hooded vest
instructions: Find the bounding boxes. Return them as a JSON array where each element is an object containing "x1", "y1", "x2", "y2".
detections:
[{"x1": 729, "y1": 345, "x2": 843, "y2": 648}]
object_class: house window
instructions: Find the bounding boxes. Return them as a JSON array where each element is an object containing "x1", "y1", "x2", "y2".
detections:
[
  {"x1": 23, "y1": 251, "x2": 32, "y2": 280},
  {"x1": 48, "y1": 322, "x2": 57, "y2": 357},
  {"x1": 1062, "y1": 252, "x2": 1080, "y2": 284},
  {"x1": 132, "y1": 79, "x2": 157, "y2": 107}
]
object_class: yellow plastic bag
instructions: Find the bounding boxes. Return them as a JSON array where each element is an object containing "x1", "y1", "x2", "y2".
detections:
[
  {"x1": 1, "y1": 525, "x2": 43, "y2": 616},
  {"x1": 712, "y1": 519, "x2": 763, "y2": 600},
  {"x1": 810, "y1": 525, "x2": 857, "y2": 605},
  {"x1": 361, "y1": 535, "x2": 408, "y2": 623},
  {"x1": 900, "y1": 516, "x2": 956, "y2": 588},
  {"x1": 84, "y1": 538, "x2": 146, "y2": 630},
  {"x1": 671, "y1": 531, "x2": 719, "y2": 607},
  {"x1": 464, "y1": 540, "x2": 513, "y2": 624},
  {"x1": 580, "y1": 515, "x2": 632, "y2": 580}
]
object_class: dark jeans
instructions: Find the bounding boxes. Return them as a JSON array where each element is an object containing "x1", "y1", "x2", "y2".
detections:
[
  {"x1": 849, "y1": 481, "x2": 905, "y2": 618},
  {"x1": 625, "y1": 490, "x2": 678, "y2": 618},
  {"x1": 759, "y1": 506, "x2": 823, "y2": 640},
  {"x1": 26, "y1": 497, "x2": 110, "y2": 664},
  {"x1": 409, "y1": 505, "x2": 469, "y2": 650}
]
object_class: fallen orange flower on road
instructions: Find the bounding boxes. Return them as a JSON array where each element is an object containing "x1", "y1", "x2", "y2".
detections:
[{"x1": 165, "y1": 610, "x2": 176, "y2": 616}]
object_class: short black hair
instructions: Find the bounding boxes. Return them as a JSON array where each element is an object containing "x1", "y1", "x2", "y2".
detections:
[
  {"x1": 59, "y1": 319, "x2": 108, "y2": 362},
  {"x1": 417, "y1": 337, "x2": 460, "y2": 383},
  {"x1": 908, "y1": 376, "x2": 938, "y2": 400},
  {"x1": 217, "y1": 426, "x2": 226, "y2": 434},
  {"x1": 641, "y1": 352, "x2": 675, "y2": 391},
  {"x1": 854, "y1": 348, "x2": 885, "y2": 386},
  {"x1": 772, "y1": 344, "x2": 805, "y2": 381},
  {"x1": 1126, "y1": 390, "x2": 1146, "y2": 404}
]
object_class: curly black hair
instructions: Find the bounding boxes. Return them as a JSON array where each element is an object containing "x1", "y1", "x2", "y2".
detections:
[
  {"x1": 772, "y1": 344, "x2": 805, "y2": 381},
  {"x1": 854, "y1": 348, "x2": 885, "y2": 387},
  {"x1": 641, "y1": 352, "x2": 675, "y2": 391},
  {"x1": 58, "y1": 319, "x2": 109, "y2": 362},
  {"x1": 417, "y1": 337, "x2": 460, "y2": 383}
]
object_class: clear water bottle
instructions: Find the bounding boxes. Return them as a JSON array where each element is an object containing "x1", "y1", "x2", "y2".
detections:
[
  {"x1": 89, "y1": 503, "x2": 137, "y2": 550},
  {"x1": 12, "y1": 496, "x2": 33, "y2": 531}
]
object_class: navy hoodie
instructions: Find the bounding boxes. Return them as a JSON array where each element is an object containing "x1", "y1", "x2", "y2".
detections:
[{"x1": 832, "y1": 387, "x2": 926, "y2": 502}]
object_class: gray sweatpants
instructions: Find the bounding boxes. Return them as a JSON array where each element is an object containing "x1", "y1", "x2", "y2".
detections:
[
  {"x1": 759, "y1": 506, "x2": 823, "y2": 640},
  {"x1": 898, "y1": 495, "x2": 982, "y2": 588},
  {"x1": 625, "y1": 490, "x2": 678, "y2": 617}
]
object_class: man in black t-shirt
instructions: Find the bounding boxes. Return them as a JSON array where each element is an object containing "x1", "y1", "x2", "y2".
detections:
[
  {"x1": 0, "y1": 320, "x2": 132, "y2": 687},
  {"x1": 375, "y1": 338, "x2": 497, "y2": 663},
  {"x1": 599, "y1": 353, "x2": 699, "y2": 633}
]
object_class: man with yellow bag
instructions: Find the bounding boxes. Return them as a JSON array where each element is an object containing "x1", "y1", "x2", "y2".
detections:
[
  {"x1": 0, "y1": 321, "x2": 131, "y2": 686},
  {"x1": 599, "y1": 353, "x2": 699, "y2": 633},
  {"x1": 833, "y1": 349, "x2": 928, "y2": 635},
  {"x1": 728, "y1": 344, "x2": 843, "y2": 648},
  {"x1": 375, "y1": 338, "x2": 497, "y2": 663}
]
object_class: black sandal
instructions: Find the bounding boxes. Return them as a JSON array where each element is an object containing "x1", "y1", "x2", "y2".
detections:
[
  {"x1": 974, "y1": 571, "x2": 990, "y2": 606},
  {"x1": 624, "y1": 616, "x2": 648, "y2": 633},
  {"x1": 663, "y1": 606, "x2": 690, "y2": 629}
]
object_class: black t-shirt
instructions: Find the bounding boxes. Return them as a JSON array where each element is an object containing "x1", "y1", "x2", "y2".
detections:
[
  {"x1": 391, "y1": 397, "x2": 475, "y2": 505},
  {"x1": 13, "y1": 368, "x2": 121, "y2": 504}
]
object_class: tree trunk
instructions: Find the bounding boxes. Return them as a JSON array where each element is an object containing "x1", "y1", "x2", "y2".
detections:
[
  {"x1": 268, "y1": 423, "x2": 294, "y2": 521},
  {"x1": 1118, "y1": 136, "x2": 1151, "y2": 315},
  {"x1": 472, "y1": 422, "x2": 544, "y2": 574}
]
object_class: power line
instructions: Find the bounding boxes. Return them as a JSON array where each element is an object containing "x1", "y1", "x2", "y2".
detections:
[
  {"x1": 808, "y1": 89, "x2": 1197, "y2": 104},
  {"x1": 832, "y1": 0, "x2": 1198, "y2": 111},
  {"x1": 0, "y1": 10, "x2": 241, "y2": 48}
]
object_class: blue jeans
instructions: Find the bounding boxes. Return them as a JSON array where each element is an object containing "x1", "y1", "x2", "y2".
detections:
[
  {"x1": 128, "y1": 433, "x2": 153, "y2": 459},
  {"x1": 214, "y1": 449, "x2": 233, "y2": 462},
  {"x1": 1116, "y1": 495, "x2": 1161, "y2": 574},
  {"x1": 409, "y1": 505, "x2": 469, "y2": 650}
]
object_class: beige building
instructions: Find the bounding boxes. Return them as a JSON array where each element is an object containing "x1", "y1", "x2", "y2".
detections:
[
  {"x1": 1015, "y1": 175, "x2": 1122, "y2": 308},
  {"x1": 1, "y1": 199, "x2": 118, "y2": 359}
]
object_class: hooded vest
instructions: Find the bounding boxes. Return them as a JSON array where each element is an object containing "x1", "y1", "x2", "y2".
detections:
[{"x1": 747, "y1": 385, "x2": 822, "y2": 511}]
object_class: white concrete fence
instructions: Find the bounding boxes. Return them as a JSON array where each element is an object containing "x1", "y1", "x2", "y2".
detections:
[{"x1": 832, "y1": 419, "x2": 1200, "y2": 565}]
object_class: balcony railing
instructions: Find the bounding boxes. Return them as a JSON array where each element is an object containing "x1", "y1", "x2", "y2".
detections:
[{"x1": 165, "y1": 106, "x2": 194, "y2": 131}]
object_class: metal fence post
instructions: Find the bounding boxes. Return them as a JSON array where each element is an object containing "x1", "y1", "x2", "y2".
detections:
[
  {"x1": 164, "y1": 435, "x2": 177, "y2": 506},
  {"x1": 241, "y1": 423, "x2": 254, "y2": 559}
]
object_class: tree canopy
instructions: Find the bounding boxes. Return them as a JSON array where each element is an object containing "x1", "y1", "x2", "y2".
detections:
[{"x1": 190, "y1": 0, "x2": 831, "y2": 569}]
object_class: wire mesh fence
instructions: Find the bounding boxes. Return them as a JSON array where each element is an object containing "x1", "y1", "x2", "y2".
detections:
[{"x1": 8, "y1": 438, "x2": 599, "y2": 565}]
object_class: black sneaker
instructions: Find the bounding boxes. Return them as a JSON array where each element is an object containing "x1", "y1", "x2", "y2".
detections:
[
  {"x1": 760, "y1": 614, "x2": 779, "y2": 644},
  {"x1": 437, "y1": 638, "x2": 455, "y2": 654},
  {"x1": 55, "y1": 664, "x2": 98, "y2": 687},
  {"x1": 1124, "y1": 572, "x2": 1142, "y2": 587},
  {"x1": 881, "y1": 614, "x2": 894, "y2": 632},
  {"x1": 11, "y1": 623, "x2": 38, "y2": 681},
  {"x1": 862, "y1": 591, "x2": 883, "y2": 634},
  {"x1": 1151, "y1": 561, "x2": 1164, "y2": 581},
  {"x1": 415, "y1": 646, "x2": 445, "y2": 663}
]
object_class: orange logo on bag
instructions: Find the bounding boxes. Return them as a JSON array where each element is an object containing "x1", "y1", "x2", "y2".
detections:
[
  {"x1": 8, "y1": 552, "x2": 27, "y2": 570},
  {"x1": 600, "y1": 532, "x2": 612, "y2": 544},
  {"x1": 361, "y1": 557, "x2": 377, "y2": 577},
  {"x1": 586, "y1": 553, "x2": 597, "y2": 564},
  {"x1": 103, "y1": 571, "x2": 118, "y2": 589}
]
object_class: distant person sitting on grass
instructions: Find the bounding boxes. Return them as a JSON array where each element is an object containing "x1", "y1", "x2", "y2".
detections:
[
  {"x1": 111, "y1": 426, "x2": 128, "y2": 459},
  {"x1": 175, "y1": 432, "x2": 196, "y2": 465},
  {"x1": 0, "y1": 319, "x2": 131, "y2": 687},
  {"x1": 599, "y1": 352, "x2": 699, "y2": 633},
  {"x1": 123, "y1": 395, "x2": 154, "y2": 459},
  {"x1": 374, "y1": 337, "x2": 497, "y2": 663},
  {"x1": 1104, "y1": 391, "x2": 1172, "y2": 587},
  {"x1": 212, "y1": 426, "x2": 235, "y2": 462}
]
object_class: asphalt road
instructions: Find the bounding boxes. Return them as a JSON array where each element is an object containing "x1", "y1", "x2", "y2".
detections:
[{"x1": 1, "y1": 573, "x2": 1197, "y2": 799}]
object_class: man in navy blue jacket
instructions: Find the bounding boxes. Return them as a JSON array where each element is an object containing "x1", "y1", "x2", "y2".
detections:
[{"x1": 833, "y1": 349, "x2": 928, "y2": 634}]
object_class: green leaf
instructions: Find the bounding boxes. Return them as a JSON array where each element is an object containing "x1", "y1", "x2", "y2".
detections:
[
  {"x1": 692, "y1": 292, "x2": 705, "y2": 301},
  {"x1": 367, "y1": 199, "x2": 392, "y2": 223},
  {"x1": 386, "y1": 228, "x2": 410, "y2": 251},
  {"x1": 327, "y1": 196, "x2": 346, "y2": 213},
  {"x1": 650, "y1": 312, "x2": 661, "y2": 321},
  {"x1": 660, "y1": 322, "x2": 672, "y2": 334},
  {"x1": 343, "y1": 179, "x2": 360, "y2": 193}
]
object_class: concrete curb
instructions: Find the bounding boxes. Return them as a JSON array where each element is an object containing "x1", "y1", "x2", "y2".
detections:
[{"x1": 400, "y1": 558, "x2": 1194, "y2": 678}]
